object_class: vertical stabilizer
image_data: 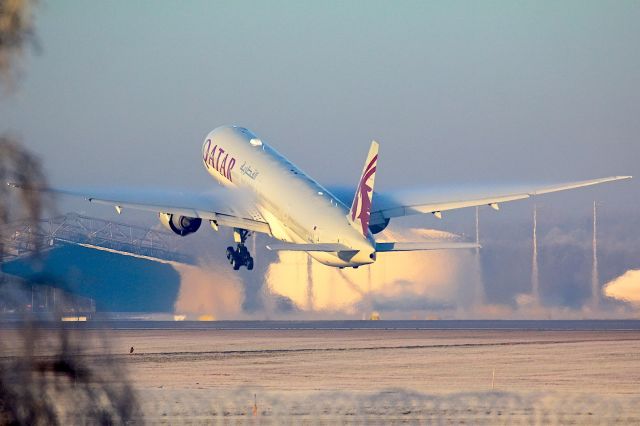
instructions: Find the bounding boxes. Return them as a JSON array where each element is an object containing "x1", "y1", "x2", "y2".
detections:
[{"x1": 349, "y1": 141, "x2": 379, "y2": 236}]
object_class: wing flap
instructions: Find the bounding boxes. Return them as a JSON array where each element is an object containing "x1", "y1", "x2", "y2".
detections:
[
  {"x1": 266, "y1": 242, "x2": 351, "y2": 252},
  {"x1": 372, "y1": 193, "x2": 528, "y2": 221},
  {"x1": 214, "y1": 213, "x2": 271, "y2": 234},
  {"x1": 375, "y1": 241, "x2": 480, "y2": 252}
]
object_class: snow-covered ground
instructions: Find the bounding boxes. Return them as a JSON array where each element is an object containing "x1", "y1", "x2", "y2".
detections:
[{"x1": 2, "y1": 328, "x2": 639, "y2": 423}]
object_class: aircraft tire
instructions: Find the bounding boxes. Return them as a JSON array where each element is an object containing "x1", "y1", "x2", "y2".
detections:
[{"x1": 232, "y1": 256, "x2": 241, "y2": 270}]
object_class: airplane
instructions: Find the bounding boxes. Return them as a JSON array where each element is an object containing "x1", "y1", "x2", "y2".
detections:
[{"x1": 9, "y1": 125, "x2": 632, "y2": 270}]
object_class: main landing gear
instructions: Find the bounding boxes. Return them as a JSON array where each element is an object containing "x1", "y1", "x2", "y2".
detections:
[{"x1": 226, "y1": 228, "x2": 254, "y2": 271}]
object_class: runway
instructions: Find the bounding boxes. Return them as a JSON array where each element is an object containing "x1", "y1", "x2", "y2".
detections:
[
  {"x1": 98, "y1": 327, "x2": 640, "y2": 394},
  {"x1": 2, "y1": 322, "x2": 639, "y2": 423}
]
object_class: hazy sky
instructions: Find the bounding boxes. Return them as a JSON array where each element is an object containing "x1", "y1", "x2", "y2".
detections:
[
  {"x1": 1, "y1": 1, "x2": 638, "y2": 198},
  {"x1": 2, "y1": 1, "x2": 640, "y2": 318}
]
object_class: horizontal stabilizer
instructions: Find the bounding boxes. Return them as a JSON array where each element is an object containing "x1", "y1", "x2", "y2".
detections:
[
  {"x1": 266, "y1": 242, "x2": 351, "y2": 252},
  {"x1": 375, "y1": 241, "x2": 480, "y2": 252}
]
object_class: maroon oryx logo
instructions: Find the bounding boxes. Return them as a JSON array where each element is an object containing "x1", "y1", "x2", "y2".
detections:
[{"x1": 350, "y1": 153, "x2": 378, "y2": 236}]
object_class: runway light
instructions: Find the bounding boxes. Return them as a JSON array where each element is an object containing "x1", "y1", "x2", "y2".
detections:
[
  {"x1": 253, "y1": 394, "x2": 258, "y2": 417},
  {"x1": 197, "y1": 314, "x2": 215, "y2": 321},
  {"x1": 61, "y1": 316, "x2": 87, "y2": 322}
]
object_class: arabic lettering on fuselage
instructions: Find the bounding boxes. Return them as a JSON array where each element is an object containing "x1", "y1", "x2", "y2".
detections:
[
  {"x1": 203, "y1": 139, "x2": 236, "y2": 182},
  {"x1": 240, "y1": 162, "x2": 259, "y2": 180}
]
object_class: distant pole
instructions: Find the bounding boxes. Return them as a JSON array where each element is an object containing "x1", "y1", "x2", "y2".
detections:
[
  {"x1": 252, "y1": 393, "x2": 258, "y2": 417},
  {"x1": 474, "y1": 206, "x2": 485, "y2": 305},
  {"x1": 367, "y1": 264, "x2": 373, "y2": 317},
  {"x1": 531, "y1": 203, "x2": 540, "y2": 304},
  {"x1": 475, "y1": 207, "x2": 480, "y2": 252},
  {"x1": 491, "y1": 368, "x2": 495, "y2": 390},
  {"x1": 306, "y1": 255, "x2": 313, "y2": 311},
  {"x1": 592, "y1": 201, "x2": 600, "y2": 310}
]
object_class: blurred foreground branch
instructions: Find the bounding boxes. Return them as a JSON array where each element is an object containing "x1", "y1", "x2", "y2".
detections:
[
  {"x1": 0, "y1": 135, "x2": 46, "y2": 221},
  {"x1": 1, "y1": 0, "x2": 45, "y2": 257},
  {"x1": 0, "y1": 135, "x2": 47, "y2": 263},
  {"x1": 0, "y1": 0, "x2": 38, "y2": 88},
  {"x1": 1, "y1": 2, "x2": 142, "y2": 424},
  {"x1": 0, "y1": 325, "x2": 142, "y2": 425}
]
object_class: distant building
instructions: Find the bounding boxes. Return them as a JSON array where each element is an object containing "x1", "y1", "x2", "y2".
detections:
[{"x1": 2, "y1": 244, "x2": 181, "y2": 313}]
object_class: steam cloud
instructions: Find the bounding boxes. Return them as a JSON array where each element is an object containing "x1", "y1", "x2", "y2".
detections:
[
  {"x1": 173, "y1": 263, "x2": 245, "y2": 319},
  {"x1": 603, "y1": 270, "x2": 640, "y2": 306},
  {"x1": 265, "y1": 228, "x2": 479, "y2": 318}
]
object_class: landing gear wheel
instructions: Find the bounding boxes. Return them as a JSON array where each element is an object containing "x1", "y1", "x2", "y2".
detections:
[
  {"x1": 227, "y1": 228, "x2": 255, "y2": 271},
  {"x1": 232, "y1": 254, "x2": 241, "y2": 270}
]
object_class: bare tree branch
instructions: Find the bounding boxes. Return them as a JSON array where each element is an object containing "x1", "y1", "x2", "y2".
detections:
[{"x1": 0, "y1": 0, "x2": 38, "y2": 89}]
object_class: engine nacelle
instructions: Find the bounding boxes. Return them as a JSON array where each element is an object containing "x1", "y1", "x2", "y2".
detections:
[
  {"x1": 369, "y1": 218, "x2": 390, "y2": 234},
  {"x1": 159, "y1": 213, "x2": 202, "y2": 236}
]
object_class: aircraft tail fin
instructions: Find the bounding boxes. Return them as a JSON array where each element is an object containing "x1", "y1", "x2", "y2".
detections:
[{"x1": 348, "y1": 141, "x2": 379, "y2": 236}]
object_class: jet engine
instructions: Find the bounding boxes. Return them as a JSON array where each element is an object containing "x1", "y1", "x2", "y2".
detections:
[
  {"x1": 159, "y1": 213, "x2": 202, "y2": 236},
  {"x1": 369, "y1": 218, "x2": 390, "y2": 234}
]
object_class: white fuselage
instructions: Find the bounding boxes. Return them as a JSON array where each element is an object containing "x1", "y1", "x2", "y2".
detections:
[{"x1": 202, "y1": 125, "x2": 376, "y2": 267}]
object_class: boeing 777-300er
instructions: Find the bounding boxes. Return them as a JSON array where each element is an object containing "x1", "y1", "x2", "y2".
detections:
[{"x1": 9, "y1": 125, "x2": 631, "y2": 270}]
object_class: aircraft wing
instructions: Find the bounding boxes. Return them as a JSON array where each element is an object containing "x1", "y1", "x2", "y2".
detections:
[
  {"x1": 364, "y1": 175, "x2": 631, "y2": 226},
  {"x1": 7, "y1": 183, "x2": 272, "y2": 235}
]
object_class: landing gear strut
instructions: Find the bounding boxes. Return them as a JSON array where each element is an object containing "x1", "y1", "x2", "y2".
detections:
[{"x1": 226, "y1": 228, "x2": 254, "y2": 270}]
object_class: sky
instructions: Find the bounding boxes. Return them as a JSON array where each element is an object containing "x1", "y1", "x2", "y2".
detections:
[{"x1": 1, "y1": 1, "x2": 639, "y2": 318}]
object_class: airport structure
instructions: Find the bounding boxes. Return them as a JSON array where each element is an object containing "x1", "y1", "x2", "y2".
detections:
[
  {"x1": 1, "y1": 213, "x2": 192, "y2": 264},
  {"x1": 1, "y1": 213, "x2": 193, "y2": 315}
]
